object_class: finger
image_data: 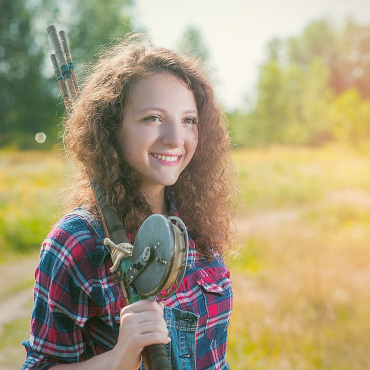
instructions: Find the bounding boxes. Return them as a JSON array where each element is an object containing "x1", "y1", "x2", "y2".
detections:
[
  {"x1": 120, "y1": 299, "x2": 164, "y2": 317},
  {"x1": 134, "y1": 321, "x2": 169, "y2": 336},
  {"x1": 134, "y1": 310, "x2": 165, "y2": 324},
  {"x1": 131, "y1": 331, "x2": 171, "y2": 349},
  {"x1": 121, "y1": 310, "x2": 166, "y2": 329}
]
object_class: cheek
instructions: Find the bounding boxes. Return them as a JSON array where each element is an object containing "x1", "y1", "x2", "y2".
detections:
[
  {"x1": 191, "y1": 139, "x2": 198, "y2": 156},
  {"x1": 183, "y1": 136, "x2": 198, "y2": 169},
  {"x1": 190, "y1": 132, "x2": 199, "y2": 156},
  {"x1": 119, "y1": 126, "x2": 146, "y2": 156}
]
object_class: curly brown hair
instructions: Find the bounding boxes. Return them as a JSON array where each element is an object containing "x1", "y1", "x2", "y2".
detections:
[{"x1": 63, "y1": 34, "x2": 237, "y2": 260}]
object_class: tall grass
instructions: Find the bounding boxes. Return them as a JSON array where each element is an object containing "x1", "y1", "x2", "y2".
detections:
[
  {"x1": 1, "y1": 145, "x2": 370, "y2": 368},
  {"x1": 228, "y1": 144, "x2": 370, "y2": 369},
  {"x1": 233, "y1": 144, "x2": 370, "y2": 213},
  {"x1": 0, "y1": 151, "x2": 68, "y2": 261}
]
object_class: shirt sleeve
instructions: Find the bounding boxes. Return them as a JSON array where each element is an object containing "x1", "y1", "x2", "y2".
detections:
[{"x1": 21, "y1": 213, "x2": 108, "y2": 368}]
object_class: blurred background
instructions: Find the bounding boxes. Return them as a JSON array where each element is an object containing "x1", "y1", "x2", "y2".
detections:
[{"x1": 1, "y1": 0, "x2": 370, "y2": 368}]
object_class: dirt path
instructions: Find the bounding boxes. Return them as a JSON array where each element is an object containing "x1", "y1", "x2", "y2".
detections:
[
  {"x1": 0, "y1": 254, "x2": 39, "y2": 335},
  {"x1": 235, "y1": 208, "x2": 300, "y2": 235},
  {"x1": 0, "y1": 290, "x2": 33, "y2": 336}
]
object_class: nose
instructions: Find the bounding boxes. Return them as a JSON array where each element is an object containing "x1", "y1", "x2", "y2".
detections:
[{"x1": 161, "y1": 120, "x2": 185, "y2": 148}]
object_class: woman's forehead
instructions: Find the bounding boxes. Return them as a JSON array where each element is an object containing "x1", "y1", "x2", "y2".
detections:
[{"x1": 127, "y1": 73, "x2": 197, "y2": 112}]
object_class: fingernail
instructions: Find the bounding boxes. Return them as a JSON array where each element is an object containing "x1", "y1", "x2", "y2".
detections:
[{"x1": 167, "y1": 336, "x2": 171, "y2": 343}]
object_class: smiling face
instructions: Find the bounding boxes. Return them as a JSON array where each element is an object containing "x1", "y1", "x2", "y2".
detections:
[{"x1": 118, "y1": 73, "x2": 199, "y2": 198}]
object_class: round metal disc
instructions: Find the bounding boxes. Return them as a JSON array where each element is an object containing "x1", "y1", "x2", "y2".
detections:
[{"x1": 132, "y1": 214, "x2": 175, "y2": 296}]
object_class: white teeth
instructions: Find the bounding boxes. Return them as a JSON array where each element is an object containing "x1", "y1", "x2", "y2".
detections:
[{"x1": 152, "y1": 154, "x2": 179, "y2": 162}]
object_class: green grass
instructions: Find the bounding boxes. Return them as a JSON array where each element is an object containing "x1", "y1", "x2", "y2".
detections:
[{"x1": 0, "y1": 150, "x2": 68, "y2": 261}]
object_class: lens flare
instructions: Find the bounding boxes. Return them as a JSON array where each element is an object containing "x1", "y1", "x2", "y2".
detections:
[{"x1": 35, "y1": 132, "x2": 46, "y2": 143}]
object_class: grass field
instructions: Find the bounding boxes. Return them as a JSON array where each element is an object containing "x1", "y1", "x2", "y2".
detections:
[
  {"x1": 228, "y1": 144, "x2": 370, "y2": 369},
  {"x1": 1, "y1": 144, "x2": 370, "y2": 369},
  {"x1": 0, "y1": 150, "x2": 68, "y2": 261}
]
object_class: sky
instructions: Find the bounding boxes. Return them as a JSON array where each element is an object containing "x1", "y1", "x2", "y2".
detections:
[{"x1": 134, "y1": 0, "x2": 370, "y2": 110}]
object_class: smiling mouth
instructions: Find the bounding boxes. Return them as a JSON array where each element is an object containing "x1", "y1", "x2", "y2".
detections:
[{"x1": 151, "y1": 153, "x2": 180, "y2": 162}]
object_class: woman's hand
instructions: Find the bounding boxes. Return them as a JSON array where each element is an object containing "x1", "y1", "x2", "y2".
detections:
[{"x1": 111, "y1": 299, "x2": 170, "y2": 370}]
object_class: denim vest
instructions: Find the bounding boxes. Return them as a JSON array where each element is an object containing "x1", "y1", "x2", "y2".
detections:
[{"x1": 140, "y1": 307, "x2": 199, "y2": 370}]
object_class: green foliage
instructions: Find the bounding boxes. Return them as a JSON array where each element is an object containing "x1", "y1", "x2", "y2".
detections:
[
  {"x1": 298, "y1": 57, "x2": 334, "y2": 144},
  {"x1": 0, "y1": 151, "x2": 67, "y2": 261},
  {"x1": 287, "y1": 18, "x2": 370, "y2": 98},
  {"x1": 235, "y1": 57, "x2": 334, "y2": 147},
  {"x1": 228, "y1": 18, "x2": 370, "y2": 148},
  {"x1": 287, "y1": 19, "x2": 337, "y2": 73},
  {"x1": 336, "y1": 18, "x2": 370, "y2": 98},
  {"x1": 228, "y1": 109, "x2": 253, "y2": 148},
  {"x1": 178, "y1": 25, "x2": 210, "y2": 63},
  {"x1": 177, "y1": 25, "x2": 215, "y2": 82},
  {"x1": 67, "y1": 0, "x2": 135, "y2": 71},
  {"x1": 329, "y1": 88, "x2": 370, "y2": 147},
  {"x1": 0, "y1": 0, "x2": 61, "y2": 146},
  {"x1": 1, "y1": 0, "x2": 136, "y2": 149},
  {"x1": 253, "y1": 60, "x2": 291, "y2": 144}
]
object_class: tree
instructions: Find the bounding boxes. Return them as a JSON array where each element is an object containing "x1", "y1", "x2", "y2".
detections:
[
  {"x1": 249, "y1": 60, "x2": 305, "y2": 146},
  {"x1": 232, "y1": 17, "x2": 370, "y2": 148},
  {"x1": 287, "y1": 18, "x2": 370, "y2": 98},
  {"x1": 287, "y1": 19, "x2": 337, "y2": 72},
  {"x1": 228, "y1": 109, "x2": 253, "y2": 148},
  {"x1": 299, "y1": 57, "x2": 334, "y2": 144},
  {"x1": 0, "y1": 0, "x2": 60, "y2": 148},
  {"x1": 253, "y1": 61, "x2": 288, "y2": 145},
  {"x1": 339, "y1": 18, "x2": 370, "y2": 98},
  {"x1": 329, "y1": 88, "x2": 370, "y2": 146},
  {"x1": 66, "y1": 0, "x2": 135, "y2": 70},
  {"x1": 178, "y1": 25, "x2": 210, "y2": 63},
  {"x1": 0, "y1": 0, "x2": 136, "y2": 148}
]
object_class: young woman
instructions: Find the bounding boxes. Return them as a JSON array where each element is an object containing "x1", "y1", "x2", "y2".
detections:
[{"x1": 22, "y1": 35, "x2": 237, "y2": 370}]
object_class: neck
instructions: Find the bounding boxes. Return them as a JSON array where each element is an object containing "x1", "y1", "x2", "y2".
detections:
[{"x1": 142, "y1": 185, "x2": 166, "y2": 215}]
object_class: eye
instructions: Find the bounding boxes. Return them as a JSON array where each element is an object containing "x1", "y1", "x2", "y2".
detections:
[
  {"x1": 183, "y1": 117, "x2": 198, "y2": 125},
  {"x1": 143, "y1": 115, "x2": 162, "y2": 122}
]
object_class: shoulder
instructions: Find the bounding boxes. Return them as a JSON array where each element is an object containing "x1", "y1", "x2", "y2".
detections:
[
  {"x1": 38, "y1": 207, "x2": 108, "y2": 283},
  {"x1": 48, "y1": 207, "x2": 104, "y2": 247}
]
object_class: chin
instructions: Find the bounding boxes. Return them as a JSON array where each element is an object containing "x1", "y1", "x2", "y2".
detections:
[
  {"x1": 163, "y1": 180, "x2": 178, "y2": 187},
  {"x1": 162, "y1": 177, "x2": 180, "y2": 187}
]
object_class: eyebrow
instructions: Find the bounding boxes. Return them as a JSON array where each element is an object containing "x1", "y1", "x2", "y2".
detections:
[
  {"x1": 183, "y1": 109, "x2": 198, "y2": 115},
  {"x1": 139, "y1": 107, "x2": 198, "y2": 115}
]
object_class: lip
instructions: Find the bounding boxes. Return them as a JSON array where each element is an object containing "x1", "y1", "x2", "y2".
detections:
[{"x1": 150, "y1": 153, "x2": 182, "y2": 166}]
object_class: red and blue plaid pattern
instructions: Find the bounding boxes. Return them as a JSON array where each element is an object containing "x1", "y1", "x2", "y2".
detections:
[{"x1": 22, "y1": 209, "x2": 233, "y2": 369}]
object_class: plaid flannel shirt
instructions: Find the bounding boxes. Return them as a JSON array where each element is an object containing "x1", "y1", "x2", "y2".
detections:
[{"x1": 22, "y1": 207, "x2": 233, "y2": 369}]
